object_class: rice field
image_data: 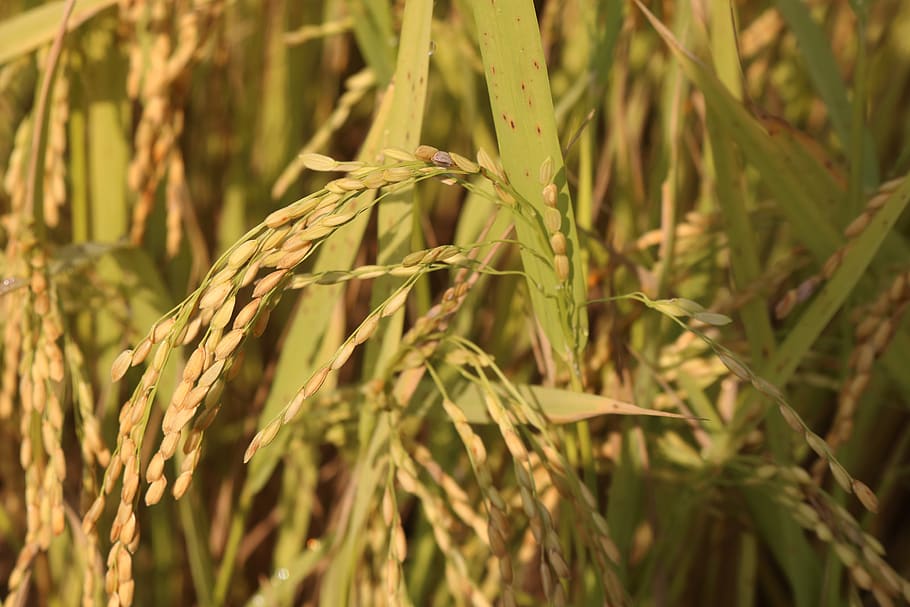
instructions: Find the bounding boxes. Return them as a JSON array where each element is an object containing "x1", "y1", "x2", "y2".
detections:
[{"x1": 1, "y1": 1, "x2": 909, "y2": 605}]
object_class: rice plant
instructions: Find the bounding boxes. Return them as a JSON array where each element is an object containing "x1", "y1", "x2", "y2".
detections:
[{"x1": 2, "y1": 1, "x2": 909, "y2": 606}]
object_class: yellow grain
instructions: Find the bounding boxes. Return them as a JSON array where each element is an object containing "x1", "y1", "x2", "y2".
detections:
[
  {"x1": 181, "y1": 386, "x2": 209, "y2": 411},
  {"x1": 211, "y1": 296, "x2": 236, "y2": 330},
  {"x1": 382, "y1": 167, "x2": 414, "y2": 182},
  {"x1": 331, "y1": 341, "x2": 356, "y2": 370},
  {"x1": 151, "y1": 317, "x2": 175, "y2": 343},
  {"x1": 118, "y1": 579, "x2": 135, "y2": 606},
  {"x1": 276, "y1": 247, "x2": 312, "y2": 270},
  {"x1": 172, "y1": 472, "x2": 193, "y2": 499},
  {"x1": 549, "y1": 233, "x2": 566, "y2": 255},
  {"x1": 542, "y1": 183, "x2": 558, "y2": 208},
  {"x1": 414, "y1": 144, "x2": 439, "y2": 162},
  {"x1": 354, "y1": 315, "x2": 380, "y2": 344},
  {"x1": 199, "y1": 281, "x2": 233, "y2": 310},
  {"x1": 159, "y1": 432, "x2": 180, "y2": 460},
  {"x1": 144, "y1": 478, "x2": 167, "y2": 506},
  {"x1": 146, "y1": 452, "x2": 166, "y2": 483},
  {"x1": 252, "y1": 270, "x2": 288, "y2": 298},
  {"x1": 183, "y1": 347, "x2": 206, "y2": 382},
  {"x1": 450, "y1": 152, "x2": 479, "y2": 173},
  {"x1": 303, "y1": 366, "x2": 331, "y2": 398},
  {"x1": 111, "y1": 350, "x2": 133, "y2": 382},
  {"x1": 233, "y1": 298, "x2": 261, "y2": 329},
  {"x1": 214, "y1": 329, "x2": 244, "y2": 361},
  {"x1": 197, "y1": 359, "x2": 226, "y2": 388},
  {"x1": 554, "y1": 255, "x2": 569, "y2": 282},
  {"x1": 852, "y1": 480, "x2": 879, "y2": 513},
  {"x1": 382, "y1": 287, "x2": 411, "y2": 317},
  {"x1": 299, "y1": 152, "x2": 338, "y2": 171}
]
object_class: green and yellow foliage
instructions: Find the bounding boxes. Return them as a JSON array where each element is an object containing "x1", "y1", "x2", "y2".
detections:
[{"x1": 1, "y1": 1, "x2": 910, "y2": 605}]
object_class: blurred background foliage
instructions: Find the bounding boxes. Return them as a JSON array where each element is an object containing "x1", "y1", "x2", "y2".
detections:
[{"x1": 1, "y1": 0, "x2": 910, "y2": 605}]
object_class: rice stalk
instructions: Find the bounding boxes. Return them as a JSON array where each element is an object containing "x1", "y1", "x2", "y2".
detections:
[{"x1": 84, "y1": 150, "x2": 493, "y2": 603}]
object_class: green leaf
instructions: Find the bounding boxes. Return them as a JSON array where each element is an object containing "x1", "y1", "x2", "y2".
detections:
[
  {"x1": 363, "y1": 0, "x2": 433, "y2": 370},
  {"x1": 470, "y1": 0, "x2": 589, "y2": 363},
  {"x1": 775, "y1": 0, "x2": 878, "y2": 190},
  {"x1": 0, "y1": 0, "x2": 118, "y2": 65},
  {"x1": 636, "y1": 0, "x2": 842, "y2": 264},
  {"x1": 452, "y1": 382, "x2": 693, "y2": 425}
]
